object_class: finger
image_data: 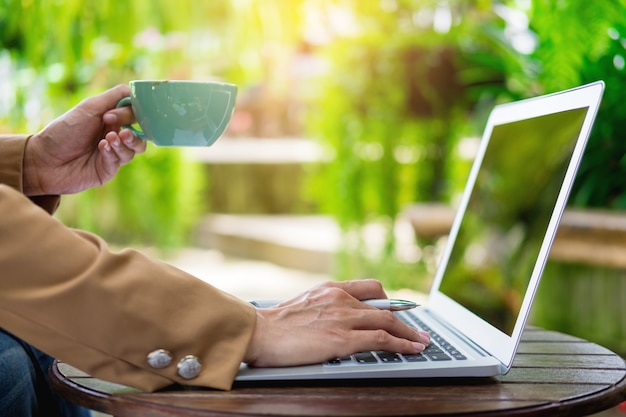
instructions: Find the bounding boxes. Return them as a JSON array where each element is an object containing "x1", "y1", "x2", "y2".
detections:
[
  {"x1": 418, "y1": 330, "x2": 430, "y2": 345},
  {"x1": 103, "y1": 105, "x2": 136, "y2": 127},
  {"x1": 103, "y1": 131, "x2": 138, "y2": 164},
  {"x1": 330, "y1": 279, "x2": 388, "y2": 302},
  {"x1": 81, "y1": 84, "x2": 131, "y2": 116},
  {"x1": 118, "y1": 129, "x2": 147, "y2": 154},
  {"x1": 346, "y1": 329, "x2": 427, "y2": 356},
  {"x1": 351, "y1": 309, "x2": 423, "y2": 341},
  {"x1": 97, "y1": 138, "x2": 120, "y2": 182},
  {"x1": 340, "y1": 305, "x2": 431, "y2": 347},
  {"x1": 96, "y1": 84, "x2": 131, "y2": 110}
]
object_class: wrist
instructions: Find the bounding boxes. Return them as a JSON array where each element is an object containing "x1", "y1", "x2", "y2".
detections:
[
  {"x1": 22, "y1": 134, "x2": 45, "y2": 196},
  {"x1": 243, "y1": 308, "x2": 268, "y2": 366}
]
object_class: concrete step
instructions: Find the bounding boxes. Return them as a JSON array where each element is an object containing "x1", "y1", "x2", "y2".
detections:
[
  {"x1": 194, "y1": 214, "x2": 341, "y2": 274},
  {"x1": 185, "y1": 138, "x2": 329, "y2": 214}
]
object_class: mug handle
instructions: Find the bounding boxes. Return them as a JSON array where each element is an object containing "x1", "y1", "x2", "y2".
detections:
[{"x1": 116, "y1": 97, "x2": 146, "y2": 140}]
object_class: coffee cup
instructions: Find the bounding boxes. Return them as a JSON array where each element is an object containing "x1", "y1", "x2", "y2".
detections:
[{"x1": 116, "y1": 80, "x2": 237, "y2": 146}]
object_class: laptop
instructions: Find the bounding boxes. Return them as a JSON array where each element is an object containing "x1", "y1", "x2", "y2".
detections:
[{"x1": 236, "y1": 81, "x2": 605, "y2": 381}]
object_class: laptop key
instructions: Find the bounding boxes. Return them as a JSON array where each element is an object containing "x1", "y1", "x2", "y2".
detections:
[
  {"x1": 375, "y1": 351, "x2": 403, "y2": 363},
  {"x1": 354, "y1": 352, "x2": 378, "y2": 364},
  {"x1": 405, "y1": 312, "x2": 468, "y2": 361},
  {"x1": 424, "y1": 352, "x2": 452, "y2": 361},
  {"x1": 423, "y1": 345, "x2": 444, "y2": 354},
  {"x1": 403, "y1": 354, "x2": 428, "y2": 362},
  {"x1": 326, "y1": 356, "x2": 352, "y2": 365},
  {"x1": 449, "y1": 350, "x2": 467, "y2": 360}
]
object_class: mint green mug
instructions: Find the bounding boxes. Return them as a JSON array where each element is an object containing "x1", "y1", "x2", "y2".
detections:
[{"x1": 116, "y1": 80, "x2": 237, "y2": 146}]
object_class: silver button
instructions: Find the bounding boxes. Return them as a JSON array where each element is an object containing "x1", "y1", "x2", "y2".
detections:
[
  {"x1": 147, "y1": 349, "x2": 173, "y2": 369},
  {"x1": 177, "y1": 355, "x2": 202, "y2": 379}
]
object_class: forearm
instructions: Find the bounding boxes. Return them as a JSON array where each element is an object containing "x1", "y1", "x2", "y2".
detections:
[{"x1": 0, "y1": 185, "x2": 256, "y2": 391}]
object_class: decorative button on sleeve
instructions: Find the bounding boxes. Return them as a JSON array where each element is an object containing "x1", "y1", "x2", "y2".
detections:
[
  {"x1": 147, "y1": 349, "x2": 173, "y2": 369},
  {"x1": 177, "y1": 355, "x2": 202, "y2": 379}
]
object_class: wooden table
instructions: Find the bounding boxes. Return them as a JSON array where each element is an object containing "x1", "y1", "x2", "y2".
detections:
[{"x1": 51, "y1": 328, "x2": 626, "y2": 417}]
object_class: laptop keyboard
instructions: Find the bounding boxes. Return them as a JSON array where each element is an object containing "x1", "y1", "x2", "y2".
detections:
[{"x1": 325, "y1": 311, "x2": 467, "y2": 366}]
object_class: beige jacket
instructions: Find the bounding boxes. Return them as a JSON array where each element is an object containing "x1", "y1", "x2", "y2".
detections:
[{"x1": 0, "y1": 134, "x2": 256, "y2": 391}]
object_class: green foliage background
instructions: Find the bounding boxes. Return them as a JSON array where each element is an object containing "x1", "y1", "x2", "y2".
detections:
[
  {"x1": 304, "y1": 0, "x2": 626, "y2": 286},
  {"x1": 0, "y1": 0, "x2": 306, "y2": 248},
  {"x1": 2, "y1": 0, "x2": 626, "y2": 255}
]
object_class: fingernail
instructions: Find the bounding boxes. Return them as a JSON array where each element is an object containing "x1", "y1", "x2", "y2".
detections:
[
  {"x1": 104, "y1": 142, "x2": 111, "y2": 152},
  {"x1": 103, "y1": 113, "x2": 117, "y2": 123},
  {"x1": 412, "y1": 342, "x2": 426, "y2": 352}
]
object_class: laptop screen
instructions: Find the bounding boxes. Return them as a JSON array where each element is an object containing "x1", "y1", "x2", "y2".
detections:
[{"x1": 438, "y1": 107, "x2": 589, "y2": 336}]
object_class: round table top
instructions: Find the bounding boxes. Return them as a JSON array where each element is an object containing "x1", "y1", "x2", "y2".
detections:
[{"x1": 51, "y1": 327, "x2": 626, "y2": 417}]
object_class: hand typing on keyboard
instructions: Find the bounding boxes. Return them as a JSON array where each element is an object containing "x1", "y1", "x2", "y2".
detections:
[
  {"x1": 243, "y1": 279, "x2": 430, "y2": 368},
  {"x1": 326, "y1": 312, "x2": 466, "y2": 367}
]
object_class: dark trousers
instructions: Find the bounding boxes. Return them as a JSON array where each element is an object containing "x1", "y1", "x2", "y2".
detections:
[{"x1": 0, "y1": 328, "x2": 91, "y2": 417}]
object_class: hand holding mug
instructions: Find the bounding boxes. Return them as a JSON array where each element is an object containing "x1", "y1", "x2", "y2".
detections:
[{"x1": 24, "y1": 85, "x2": 146, "y2": 196}]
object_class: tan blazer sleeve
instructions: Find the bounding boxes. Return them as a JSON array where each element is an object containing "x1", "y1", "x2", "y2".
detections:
[
  {"x1": 0, "y1": 134, "x2": 60, "y2": 212},
  {"x1": 0, "y1": 136, "x2": 256, "y2": 391}
]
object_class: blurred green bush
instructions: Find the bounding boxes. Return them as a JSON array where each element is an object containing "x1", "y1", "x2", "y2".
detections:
[
  {"x1": 306, "y1": 0, "x2": 626, "y2": 287},
  {"x1": 3, "y1": 0, "x2": 626, "y2": 257},
  {"x1": 0, "y1": 0, "x2": 303, "y2": 248}
]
